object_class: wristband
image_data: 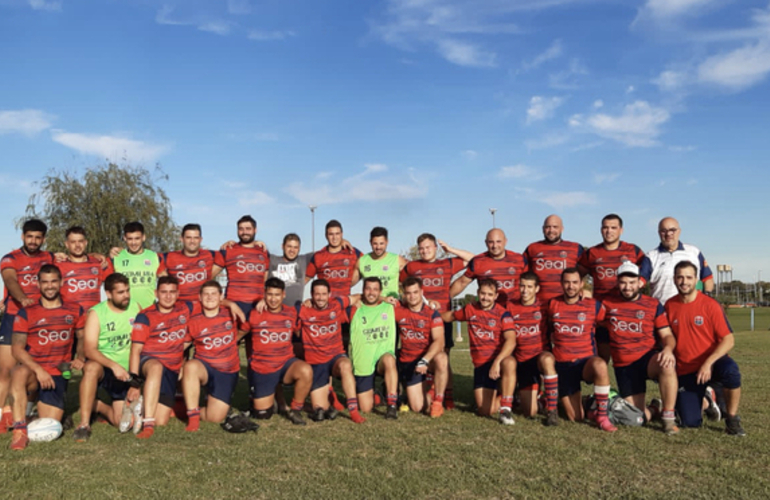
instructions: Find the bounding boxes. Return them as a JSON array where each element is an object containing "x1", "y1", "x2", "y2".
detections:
[
  {"x1": 128, "y1": 373, "x2": 144, "y2": 388},
  {"x1": 417, "y1": 358, "x2": 429, "y2": 368}
]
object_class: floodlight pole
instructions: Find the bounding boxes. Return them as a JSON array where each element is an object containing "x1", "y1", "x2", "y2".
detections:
[
  {"x1": 489, "y1": 208, "x2": 497, "y2": 228},
  {"x1": 309, "y1": 205, "x2": 317, "y2": 252}
]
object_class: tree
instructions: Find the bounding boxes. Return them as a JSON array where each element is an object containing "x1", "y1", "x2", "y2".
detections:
[{"x1": 21, "y1": 163, "x2": 179, "y2": 255}]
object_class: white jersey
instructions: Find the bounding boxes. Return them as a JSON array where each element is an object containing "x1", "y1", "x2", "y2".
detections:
[{"x1": 647, "y1": 242, "x2": 712, "y2": 304}]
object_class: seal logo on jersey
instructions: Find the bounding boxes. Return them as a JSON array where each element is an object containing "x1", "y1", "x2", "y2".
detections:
[
  {"x1": 381, "y1": 313, "x2": 388, "y2": 321},
  {"x1": 258, "y1": 255, "x2": 265, "y2": 261},
  {"x1": 144, "y1": 260, "x2": 151, "y2": 266},
  {"x1": 559, "y1": 251, "x2": 568, "y2": 258},
  {"x1": 285, "y1": 320, "x2": 292, "y2": 328},
  {"x1": 383, "y1": 265, "x2": 390, "y2": 271},
  {"x1": 578, "y1": 313, "x2": 586, "y2": 322},
  {"x1": 330, "y1": 311, "x2": 336, "y2": 320},
  {"x1": 694, "y1": 316, "x2": 704, "y2": 326},
  {"x1": 534, "y1": 312, "x2": 542, "y2": 320},
  {"x1": 225, "y1": 321, "x2": 233, "y2": 330},
  {"x1": 179, "y1": 315, "x2": 187, "y2": 324},
  {"x1": 364, "y1": 265, "x2": 371, "y2": 273},
  {"x1": 621, "y1": 256, "x2": 630, "y2": 263},
  {"x1": 488, "y1": 319, "x2": 496, "y2": 327},
  {"x1": 437, "y1": 268, "x2": 443, "y2": 275},
  {"x1": 91, "y1": 267, "x2": 100, "y2": 275},
  {"x1": 343, "y1": 259, "x2": 350, "y2": 266},
  {"x1": 198, "y1": 260, "x2": 206, "y2": 268},
  {"x1": 508, "y1": 267, "x2": 516, "y2": 275},
  {"x1": 65, "y1": 315, "x2": 74, "y2": 325},
  {"x1": 636, "y1": 311, "x2": 645, "y2": 320},
  {"x1": 417, "y1": 320, "x2": 425, "y2": 328}
]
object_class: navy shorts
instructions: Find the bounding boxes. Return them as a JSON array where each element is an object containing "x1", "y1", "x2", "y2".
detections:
[
  {"x1": 248, "y1": 358, "x2": 297, "y2": 400},
  {"x1": 555, "y1": 357, "x2": 590, "y2": 397},
  {"x1": 676, "y1": 356, "x2": 741, "y2": 428},
  {"x1": 595, "y1": 325, "x2": 610, "y2": 344},
  {"x1": 473, "y1": 361, "x2": 498, "y2": 390},
  {"x1": 443, "y1": 322, "x2": 455, "y2": 350},
  {"x1": 99, "y1": 367, "x2": 129, "y2": 402},
  {"x1": 0, "y1": 313, "x2": 15, "y2": 346},
  {"x1": 140, "y1": 356, "x2": 179, "y2": 408},
  {"x1": 614, "y1": 350, "x2": 657, "y2": 398},
  {"x1": 311, "y1": 354, "x2": 347, "y2": 391},
  {"x1": 38, "y1": 375, "x2": 68, "y2": 410},
  {"x1": 355, "y1": 373, "x2": 377, "y2": 394},
  {"x1": 201, "y1": 360, "x2": 239, "y2": 405},
  {"x1": 517, "y1": 356, "x2": 541, "y2": 389},
  {"x1": 398, "y1": 358, "x2": 426, "y2": 388}
]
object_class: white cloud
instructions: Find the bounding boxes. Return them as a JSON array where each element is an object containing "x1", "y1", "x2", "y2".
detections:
[
  {"x1": 593, "y1": 172, "x2": 620, "y2": 184},
  {"x1": 248, "y1": 30, "x2": 297, "y2": 41},
  {"x1": 593, "y1": 100, "x2": 604, "y2": 109},
  {"x1": 526, "y1": 96, "x2": 564, "y2": 124},
  {"x1": 637, "y1": 0, "x2": 719, "y2": 20},
  {"x1": 626, "y1": 85, "x2": 635, "y2": 93},
  {"x1": 284, "y1": 164, "x2": 426, "y2": 206},
  {"x1": 0, "y1": 174, "x2": 34, "y2": 195},
  {"x1": 669, "y1": 145, "x2": 696, "y2": 152},
  {"x1": 198, "y1": 21, "x2": 231, "y2": 36},
  {"x1": 0, "y1": 109, "x2": 55, "y2": 136},
  {"x1": 697, "y1": 41, "x2": 770, "y2": 90},
  {"x1": 155, "y1": 5, "x2": 231, "y2": 36},
  {"x1": 549, "y1": 58, "x2": 588, "y2": 89},
  {"x1": 524, "y1": 133, "x2": 569, "y2": 150},
  {"x1": 570, "y1": 101, "x2": 670, "y2": 147},
  {"x1": 227, "y1": 0, "x2": 251, "y2": 15},
  {"x1": 521, "y1": 39, "x2": 563, "y2": 71},
  {"x1": 540, "y1": 191, "x2": 597, "y2": 209},
  {"x1": 653, "y1": 69, "x2": 689, "y2": 91},
  {"x1": 436, "y1": 39, "x2": 496, "y2": 67},
  {"x1": 28, "y1": 0, "x2": 61, "y2": 11},
  {"x1": 50, "y1": 130, "x2": 170, "y2": 162},
  {"x1": 238, "y1": 191, "x2": 275, "y2": 207},
  {"x1": 497, "y1": 164, "x2": 546, "y2": 180},
  {"x1": 462, "y1": 149, "x2": 478, "y2": 160},
  {"x1": 571, "y1": 141, "x2": 604, "y2": 152}
]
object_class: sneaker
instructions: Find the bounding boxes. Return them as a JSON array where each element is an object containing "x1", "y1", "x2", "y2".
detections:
[
  {"x1": 385, "y1": 405, "x2": 398, "y2": 420},
  {"x1": 499, "y1": 409, "x2": 515, "y2": 426},
  {"x1": 10, "y1": 430, "x2": 29, "y2": 451},
  {"x1": 324, "y1": 407, "x2": 338, "y2": 421},
  {"x1": 596, "y1": 416, "x2": 617, "y2": 433},
  {"x1": 705, "y1": 387, "x2": 721, "y2": 422},
  {"x1": 132, "y1": 396, "x2": 144, "y2": 435},
  {"x1": 73, "y1": 425, "x2": 92, "y2": 443},
  {"x1": 648, "y1": 398, "x2": 662, "y2": 423},
  {"x1": 311, "y1": 408, "x2": 325, "y2": 423},
  {"x1": 662, "y1": 419, "x2": 680, "y2": 436},
  {"x1": 61, "y1": 414, "x2": 74, "y2": 431},
  {"x1": 429, "y1": 401, "x2": 444, "y2": 418},
  {"x1": 118, "y1": 402, "x2": 133, "y2": 434},
  {"x1": 725, "y1": 415, "x2": 746, "y2": 437},
  {"x1": 136, "y1": 426, "x2": 155, "y2": 439},
  {"x1": 288, "y1": 410, "x2": 306, "y2": 426},
  {"x1": 545, "y1": 409, "x2": 559, "y2": 427}
]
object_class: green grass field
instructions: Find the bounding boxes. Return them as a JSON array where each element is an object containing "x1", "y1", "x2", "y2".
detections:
[{"x1": 1, "y1": 309, "x2": 768, "y2": 499}]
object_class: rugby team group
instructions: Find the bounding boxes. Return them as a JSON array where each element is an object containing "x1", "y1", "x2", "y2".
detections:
[{"x1": 0, "y1": 212, "x2": 746, "y2": 450}]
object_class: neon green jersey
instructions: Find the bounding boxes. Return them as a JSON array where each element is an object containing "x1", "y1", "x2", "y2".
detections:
[
  {"x1": 112, "y1": 249, "x2": 162, "y2": 309},
  {"x1": 90, "y1": 299, "x2": 141, "y2": 370},
  {"x1": 358, "y1": 252, "x2": 400, "y2": 298},
  {"x1": 349, "y1": 302, "x2": 396, "y2": 377}
]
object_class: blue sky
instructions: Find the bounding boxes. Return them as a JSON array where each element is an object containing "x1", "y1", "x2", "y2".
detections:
[{"x1": 1, "y1": 0, "x2": 769, "y2": 286}]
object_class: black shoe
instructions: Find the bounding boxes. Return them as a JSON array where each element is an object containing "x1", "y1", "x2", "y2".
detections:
[
  {"x1": 385, "y1": 405, "x2": 398, "y2": 420},
  {"x1": 73, "y1": 425, "x2": 91, "y2": 443},
  {"x1": 311, "y1": 408, "x2": 325, "y2": 422},
  {"x1": 545, "y1": 409, "x2": 559, "y2": 427},
  {"x1": 61, "y1": 413, "x2": 74, "y2": 431},
  {"x1": 288, "y1": 410, "x2": 306, "y2": 426},
  {"x1": 725, "y1": 415, "x2": 746, "y2": 437},
  {"x1": 325, "y1": 407, "x2": 338, "y2": 421}
]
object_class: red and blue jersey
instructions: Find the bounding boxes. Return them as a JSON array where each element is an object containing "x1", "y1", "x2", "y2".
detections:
[
  {"x1": 297, "y1": 297, "x2": 350, "y2": 365},
  {"x1": 245, "y1": 305, "x2": 297, "y2": 374},
  {"x1": 547, "y1": 296, "x2": 605, "y2": 363},
  {"x1": 453, "y1": 303, "x2": 515, "y2": 367},
  {"x1": 58, "y1": 257, "x2": 108, "y2": 310},
  {"x1": 164, "y1": 250, "x2": 217, "y2": 302},
  {"x1": 401, "y1": 258, "x2": 466, "y2": 311},
  {"x1": 394, "y1": 303, "x2": 443, "y2": 363},
  {"x1": 131, "y1": 301, "x2": 194, "y2": 372},
  {"x1": 215, "y1": 244, "x2": 269, "y2": 304},
  {"x1": 305, "y1": 247, "x2": 362, "y2": 298},
  {"x1": 580, "y1": 242, "x2": 651, "y2": 300},
  {"x1": 506, "y1": 301, "x2": 548, "y2": 363},
  {"x1": 601, "y1": 293, "x2": 668, "y2": 367},
  {"x1": 463, "y1": 251, "x2": 528, "y2": 305},
  {"x1": 13, "y1": 301, "x2": 85, "y2": 375},
  {"x1": 524, "y1": 240, "x2": 584, "y2": 302},
  {"x1": 1, "y1": 249, "x2": 55, "y2": 315},
  {"x1": 186, "y1": 307, "x2": 242, "y2": 374},
  {"x1": 665, "y1": 292, "x2": 732, "y2": 376}
]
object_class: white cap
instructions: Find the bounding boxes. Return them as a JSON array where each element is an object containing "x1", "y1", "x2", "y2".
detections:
[{"x1": 617, "y1": 261, "x2": 640, "y2": 277}]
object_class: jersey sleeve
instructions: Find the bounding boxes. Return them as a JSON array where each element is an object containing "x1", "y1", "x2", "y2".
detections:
[
  {"x1": 131, "y1": 313, "x2": 151, "y2": 344},
  {"x1": 155, "y1": 252, "x2": 167, "y2": 275},
  {"x1": 0, "y1": 253, "x2": 16, "y2": 272},
  {"x1": 709, "y1": 299, "x2": 733, "y2": 339},
  {"x1": 431, "y1": 310, "x2": 443, "y2": 327},
  {"x1": 453, "y1": 307, "x2": 467, "y2": 322},
  {"x1": 653, "y1": 303, "x2": 669, "y2": 330},
  {"x1": 699, "y1": 253, "x2": 714, "y2": 282},
  {"x1": 305, "y1": 253, "x2": 318, "y2": 279},
  {"x1": 214, "y1": 249, "x2": 226, "y2": 268},
  {"x1": 12, "y1": 308, "x2": 29, "y2": 335},
  {"x1": 595, "y1": 300, "x2": 606, "y2": 322},
  {"x1": 501, "y1": 311, "x2": 515, "y2": 331},
  {"x1": 449, "y1": 258, "x2": 466, "y2": 275},
  {"x1": 76, "y1": 306, "x2": 87, "y2": 329},
  {"x1": 463, "y1": 258, "x2": 477, "y2": 279}
]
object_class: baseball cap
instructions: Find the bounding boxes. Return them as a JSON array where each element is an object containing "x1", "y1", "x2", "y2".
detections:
[{"x1": 617, "y1": 262, "x2": 640, "y2": 277}]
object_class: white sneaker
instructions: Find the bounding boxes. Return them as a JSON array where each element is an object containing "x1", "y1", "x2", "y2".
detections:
[
  {"x1": 499, "y1": 409, "x2": 515, "y2": 426},
  {"x1": 132, "y1": 396, "x2": 144, "y2": 434},
  {"x1": 118, "y1": 402, "x2": 133, "y2": 433},
  {"x1": 704, "y1": 387, "x2": 721, "y2": 422}
]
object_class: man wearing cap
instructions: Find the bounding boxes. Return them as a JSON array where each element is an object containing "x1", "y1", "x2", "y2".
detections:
[{"x1": 601, "y1": 262, "x2": 679, "y2": 434}]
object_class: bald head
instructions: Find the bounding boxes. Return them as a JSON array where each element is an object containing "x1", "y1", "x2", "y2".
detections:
[
  {"x1": 485, "y1": 228, "x2": 507, "y2": 259},
  {"x1": 658, "y1": 216, "x2": 681, "y2": 251},
  {"x1": 543, "y1": 215, "x2": 563, "y2": 244}
]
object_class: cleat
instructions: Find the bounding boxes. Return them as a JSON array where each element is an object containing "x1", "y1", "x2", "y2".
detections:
[
  {"x1": 725, "y1": 415, "x2": 746, "y2": 437},
  {"x1": 118, "y1": 403, "x2": 133, "y2": 434},
  {"x1": 545, "y1": 409, "x2": 559, "y2": 427},
  {"x1": 10, "y1": 429, "x2": 29, "y2": 451},
  {"x1": 311, "y1": 408, "x2": 325, "y2": 423},
  {"x1": 705, "y1": 387, "x2": 721, "y2": 422},
  {"x1": 324, "y1": 407, "x2": 338, "y2": 421},
  {"x1": 288, "y1": 410, "x2": 306, "y2": 426},
  {"x1": 596, "y1": 416, "x2": 617, "y2": 433},
  {"x1": 499, "y1": 409, "x2": 515, "y2": 426},
  {"x1": 648, "y1": 398, "x2": 662, "y2": 423},
  {"x1": 61, "y1": 414, "x2": 74, "y2": 431},
  {"x1": 662, "y1": 419, "x2": 680, "y2": 436},
  {"x1": 73, "y1": 425, "x2": 91, "y2": 443},
  {"x1": 132, "y1": 396, "x2": 144, "y2": 435},
  {"x1": 429, "y1": 401, "x2": 444, "y2": 418},
  {"x1": 385, "y1": 405, "x2": 398, "y2": 420},
  {"x1": 136, "y1": 426, "x2": 155, "y2": 439}
]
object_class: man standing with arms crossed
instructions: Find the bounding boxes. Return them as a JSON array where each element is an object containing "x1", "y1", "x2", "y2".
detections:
[
  {"x1": 74, "y1": 273, "x2": 142, "y2": 442},
  {"x1": 525, "y1": 215, "x2": 585, "y2": 303},
  {"x1": 1, "y1": 219, "x2": 54, "y2": 433}
]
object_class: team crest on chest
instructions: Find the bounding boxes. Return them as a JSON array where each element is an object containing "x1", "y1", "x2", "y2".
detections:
[
  {"x1": 534, "y1": 312, "x2": 542, "y2": 320},
  {"x1": 285, "y1": 320, "x2": 292, "y2": 328},
  {"x1": 198, "y1": 260, "x2": 206, "y2": 268},
  {"x1": 330, "y1": 311, "x2": 336, "y2": 320},
  {"x1": 225, "y1": 321, "x2": 233, "y2": 330},
  {"x1": 578, "y1": 313, "x2": 586, "y2": 322},
  {"x1": 91, "y1": 267, "x2": 99, "y2": 275},
  {"x1": 343, "y1": 259, "x2": 350, "y2": 266},
  {"x1": 417, "y1": 320, "x2": 425, "y2": 328},
  {"x1": 694, "y1": 316, "x2": 704, "y2": 326},
  {"x1": 179, "y1": 315, "x2": 187, "y2": 324},
  {"x1": 437, "y1": 268, "x2": 443, "y2": 275},
  {"x1": 381, "y1": 313, "x2": 388, "y2": 320},
  {"x1": 144, "y1": 260, "x2": 151, "y2": 266},
  {"x1": 636, "y1": 311, "x2": 645, "y2": 319},
  {"x1": 508, "y1": 267, "x2": 516, "y2": 275},
  {"x1": 65, "y1": 315, "x2": 74, "y2": 325},
  {"x1": 488, "y1": 319, "x2": 496, "y2": 327},
  {"x1": 559, "y1": 251, "x2": 568, "y2": 258}
]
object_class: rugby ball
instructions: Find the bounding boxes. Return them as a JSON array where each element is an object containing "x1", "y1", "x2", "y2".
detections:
[{"x1": 27, "y1": 418, "x2": 63, "y2": 442}]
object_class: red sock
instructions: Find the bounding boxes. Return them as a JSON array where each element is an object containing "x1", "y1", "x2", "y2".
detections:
[
  {"x1": 290, "y1": 399, "x2": 304, "y2": 412},
  {"x1": 544, "y1": 375, "x2": 558, "y2": 412},
  {"x1": 500, "y1": 396, "x2": 513, "y2": 411},
  {"x1": 329, "y1": 388, "x2": 345, "y2": 411},
  {"x1": 386, "y1": 394, "x2": 397, "y2": 407},
  {"x1": 186, "y1": 408, "x2": 201, "y2": 432},
  {"x1": 137, "y1": 419, "x2": 155, "y2": 439},
  {"x1": 596, "y1": 393, "x2": 609, "y2": 420},
  {"x1": 445, "y1": 388, "x2": 455, "y2": 409},
  {"x1": 433, "y1": 393, "x2": 444, "y2": 404}
]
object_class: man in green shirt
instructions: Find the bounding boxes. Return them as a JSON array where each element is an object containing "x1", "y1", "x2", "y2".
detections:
[
  {"x1": 74, "y1": 273, "x2": 141, "y2": 442},
  {"x1": 356, "y1": 227, "x2": 408, "y2": 299},
  {"x1": 349, "y1": 277, "x2": 399, "y2": 419},
  {"x1": 110, "y1": 222, "x2": 166, "y2": 309}
]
